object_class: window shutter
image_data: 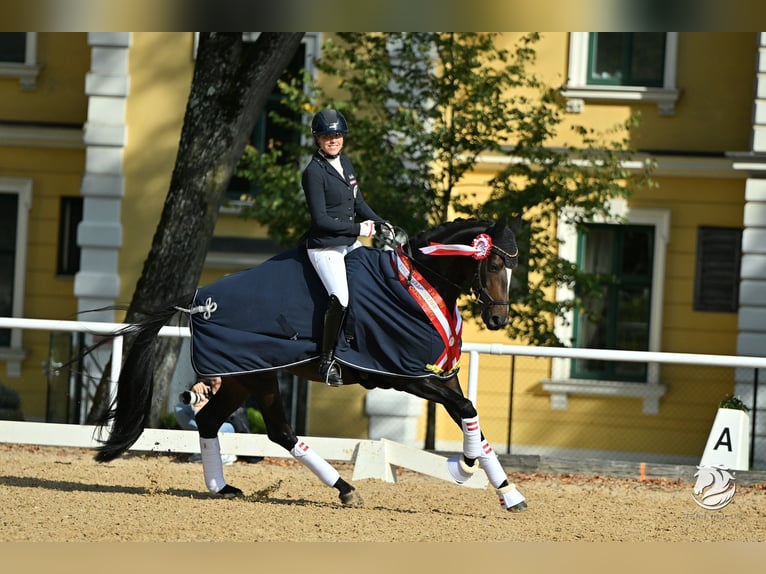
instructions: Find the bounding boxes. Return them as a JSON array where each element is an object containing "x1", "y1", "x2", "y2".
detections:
[{"x1": 694, "y1": 227, "x2": 742, "y2": 312}]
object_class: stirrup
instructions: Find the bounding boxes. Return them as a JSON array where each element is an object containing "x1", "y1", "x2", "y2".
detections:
[{"x1": 319, "y1": 358, "x2": 343, "y2": 386}]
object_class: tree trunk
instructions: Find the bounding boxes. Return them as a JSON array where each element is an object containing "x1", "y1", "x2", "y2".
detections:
[{"x1": 88, "y1": 32, "x2": 305, "y2": 426}]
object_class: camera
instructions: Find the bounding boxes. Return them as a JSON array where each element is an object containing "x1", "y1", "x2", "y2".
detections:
[{"x1": 179, "y1": 390, "x2": 209, "y2": 406}]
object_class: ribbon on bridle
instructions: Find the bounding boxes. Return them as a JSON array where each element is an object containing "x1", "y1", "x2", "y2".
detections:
[
  {"x1": 419, "y1": 233, "x2": 493, "y2": 260},
  {"x1": 418, "y1": 231, "x2": 515, "y2": 308}
]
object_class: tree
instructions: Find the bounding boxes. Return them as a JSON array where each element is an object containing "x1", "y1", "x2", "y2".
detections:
[
  {"x1": 87, "y1": 32, "x2": 305, "y2": 426},
  {"x1": 237, "y1": 32, "x2": 654, "y2": 448},
  {"x1": 240, "y1": 33, "x2": 653, "y2": 343}
]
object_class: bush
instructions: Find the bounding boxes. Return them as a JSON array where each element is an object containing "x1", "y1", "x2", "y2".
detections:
[
  {"x1": 247, "y1": 408, "x2": 266, "y2": 433},
  {"x1": 719, "y1": 394, "x2": 750, "y2": 412}
]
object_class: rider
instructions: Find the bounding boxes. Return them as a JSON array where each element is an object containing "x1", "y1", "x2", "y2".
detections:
[{"x1": 301, "y1": 108, "x2": 392, "y2": 386}]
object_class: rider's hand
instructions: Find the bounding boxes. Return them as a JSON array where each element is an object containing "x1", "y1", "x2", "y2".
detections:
[{"x1": 359, "y1": 220, "x2": 376, "y2": 237}]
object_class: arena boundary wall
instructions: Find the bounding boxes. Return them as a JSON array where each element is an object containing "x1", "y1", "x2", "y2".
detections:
[{"x1": 0, "y1": 420, "x2": 489, "y2": 489}]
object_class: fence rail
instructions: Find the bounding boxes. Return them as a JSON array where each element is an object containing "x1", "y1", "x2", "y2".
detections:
[{"x1": 1, "y1": 316, "x2": 764, "y2": 468}]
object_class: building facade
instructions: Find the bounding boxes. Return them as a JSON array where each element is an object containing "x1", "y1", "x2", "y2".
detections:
[{"x1": 1, "y1": 32, "x2": 764, "y2": 466}]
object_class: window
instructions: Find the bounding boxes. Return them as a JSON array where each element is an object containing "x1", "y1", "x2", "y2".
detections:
[
  {"x1": 562, "y1": 32, "x2": 679, "y2": 115},
  {"x1": 571, "y1": 224, "x2": 654, "y2": 382},
  {"x1": 0, "y1": 178, "x2": 32, "y2": 376},
  {"x1": 587, "y1": 33, "x2": 666, "y2": 87},
  {"x1": 542, "y1": 207, "x2": 670, "y2": 414},
  {"x1": 0, "y1": 33, "x2": 26, "y2": 62},
  {"x1": 57, "y1": 197, "x2": 83, "y2": 276},
  {"x1": 0, "y1": 193, "x2": 18, "y2": 347},
  {"x1": 694, "y1": 226, "x2": 742, "y2": 312},
  {"x1": 0, "y1": 32, "x2": 40, "y2": 90}
]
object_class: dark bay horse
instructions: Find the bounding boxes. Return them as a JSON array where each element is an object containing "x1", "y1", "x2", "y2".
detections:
[{"x1": 94, "y1": 217, "x2": 528, "y2": 512}]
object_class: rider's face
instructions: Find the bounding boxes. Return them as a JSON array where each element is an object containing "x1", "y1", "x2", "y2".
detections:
[{"x1": 318, "y1": 133, "x2": 343, "y2": 156}]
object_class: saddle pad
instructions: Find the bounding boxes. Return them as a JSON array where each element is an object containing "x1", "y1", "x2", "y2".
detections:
[{"x1": 189, "y1": 246, "x2": 457, "y2": 379}]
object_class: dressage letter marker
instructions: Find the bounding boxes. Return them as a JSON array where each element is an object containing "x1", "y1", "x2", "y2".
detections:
[{"x1": 699, "y1": 407, "x2": 750, "y2": 471}]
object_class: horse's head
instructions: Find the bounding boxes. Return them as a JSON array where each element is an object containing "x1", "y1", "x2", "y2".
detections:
[
  {"x1": 476, "y1": 217, "x2": 519, "y2": 329},
  {"x1": 411, "y1": 216, "x2": 519, "y2": 330}
]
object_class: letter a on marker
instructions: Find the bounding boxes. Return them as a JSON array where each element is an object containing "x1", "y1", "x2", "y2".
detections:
[{"x1": 714, "y1": 427, "x2": 733, "y2": 452}]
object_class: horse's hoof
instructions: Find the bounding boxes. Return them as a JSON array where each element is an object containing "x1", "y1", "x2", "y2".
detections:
[
  {"x1": 339, "y1": 489, "x2": 363, "y2": 507},
  {"x1": 507, "y1": 500, "x2": 528, "y2": 513},
  {"x1": 216, "y1": 484, "x2": 244, "y2": 499}
]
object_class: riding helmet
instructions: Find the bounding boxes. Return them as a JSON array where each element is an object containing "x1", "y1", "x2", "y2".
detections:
[{"x1": 311, "y1": 109, "x2": 349, "y2": 137}]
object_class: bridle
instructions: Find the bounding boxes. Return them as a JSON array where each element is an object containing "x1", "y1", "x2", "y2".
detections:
[
  {"x1": 399, "y1": 232, "x2": 518, "y2": 311},
  {"x1": 472, "y1": 244, "x2": 517, "y2": 309}
]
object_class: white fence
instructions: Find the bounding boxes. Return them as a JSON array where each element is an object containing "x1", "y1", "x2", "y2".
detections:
[{"x1": 1, "y1": 316, "x2": 764, "y2": 468}]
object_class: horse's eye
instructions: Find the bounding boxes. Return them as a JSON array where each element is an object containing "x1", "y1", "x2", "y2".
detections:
[{"x1": 488, "y1": 263, "x2": 503, "y2": 273}]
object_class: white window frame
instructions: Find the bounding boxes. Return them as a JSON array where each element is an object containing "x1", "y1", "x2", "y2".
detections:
[
  {"x1": 0, "y1": 32, "x2": 40, "y2": 91},
  {"x1": 561, "y1": 32, "x2": 680, "y2": 116},
  {"x1": 0, "y1": 178, "x2": 32, "y2": 377},
  {"x1": 541, "y1": 203, "x2": 671, "y2": 414}
]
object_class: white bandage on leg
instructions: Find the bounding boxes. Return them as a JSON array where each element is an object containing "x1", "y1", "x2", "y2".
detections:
[
  {"x1": 291, "y1": 440, "x2": 340, "y2": 487},
  {"x1": 497, "y1": 483, "x2": 526, "y2": 511},
  {"x1": 200, "y1": 436, "x2": 226, "y2": 493},
  {"x1": 446, "y1": 455, "x2": 478, "y2": 484},
  {"x1": 461, "y1": 416, "x2": 482, "y2": 459},
  {"x1": 477, "y1": 439, "x2": 511, "y2": 489}
]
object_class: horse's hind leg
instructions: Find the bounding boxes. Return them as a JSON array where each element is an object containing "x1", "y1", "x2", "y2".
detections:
[
  {"x1": 251, "y1": 372, "x2": 362, "y2": 508},
  {"x1": 194, "y1": 376, "x2": 250, "y2": 497}
]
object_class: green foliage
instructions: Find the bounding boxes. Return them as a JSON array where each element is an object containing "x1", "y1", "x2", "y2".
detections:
[
  {"x1": 236, "y1": 33, "x2": 655, "y2": 346},
  {"x1": 160, "y1": 412, "x2": 181, "y2": 430},
  {"x1": 158, "y1": 408, "x2": 266, "y2": 433},
  {"x1": 718, "y1": 394, "x2": 750, "y2": 412},
  {"x1": 247, "y1": 407, "x2": 266, "y2": 433},
  {"x1": 234, "y1": 144, "x2": 309, "y2": 246}
]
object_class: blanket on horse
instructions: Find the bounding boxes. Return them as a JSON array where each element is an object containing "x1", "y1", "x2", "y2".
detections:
[{"x1": 189, "y1": 246, "x2": 460, "y2": 379}]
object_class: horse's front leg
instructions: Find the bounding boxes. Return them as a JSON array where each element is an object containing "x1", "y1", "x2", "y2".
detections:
[
  {"x1": 422, "y1": 376, "x2": 528, "y2": 512},
  {"x1": 252, "y1": 372, "x2": 362, "y2": 508}
]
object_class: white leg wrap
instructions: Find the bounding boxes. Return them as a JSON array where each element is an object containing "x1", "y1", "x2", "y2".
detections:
[
  {"x1": 446, "y1": 455, "x2": 478, "y2": 484},
  {"x1": 461, "y1": 416, "x2": 482, "y2": 459},
  {"x1": 477, "y1": 440, "x2": 509, "y2": 489},
  {"x1": 497, "y1": 483, "x2": 526, "y2": 510},
  {"x1": 200, "y1": 437, "x2": 226, "y2": 493},
  {"x1": 291, "y1": 440, "x2": 340, "y2": 487}
]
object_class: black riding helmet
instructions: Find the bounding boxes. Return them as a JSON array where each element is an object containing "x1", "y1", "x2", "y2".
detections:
[{"x1": 311, "y1": 109, "x2": 349, "y2": 137}]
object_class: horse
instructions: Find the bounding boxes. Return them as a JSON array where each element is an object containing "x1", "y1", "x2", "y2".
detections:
[{"x1": 94, "y1": 217, "x2": 528, "y2": 512}]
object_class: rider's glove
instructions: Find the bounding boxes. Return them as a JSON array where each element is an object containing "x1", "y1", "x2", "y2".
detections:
[{"x1": 359, "y1": 220, "x2": 376, "y2": 237}]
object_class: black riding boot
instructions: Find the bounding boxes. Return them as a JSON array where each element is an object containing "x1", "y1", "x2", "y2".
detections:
[{"x1": 318, "y1": 295, "x2": 346, "y2": 386}]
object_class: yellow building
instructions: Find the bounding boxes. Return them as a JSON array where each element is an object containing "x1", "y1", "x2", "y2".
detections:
[{"x1": 1, "y1": 32, "x2": 764, "y2": 466}]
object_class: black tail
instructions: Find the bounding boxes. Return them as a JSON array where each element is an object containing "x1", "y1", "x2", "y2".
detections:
[{"x1": 94, "y1": 300, "x2": 189, "y2": 463}]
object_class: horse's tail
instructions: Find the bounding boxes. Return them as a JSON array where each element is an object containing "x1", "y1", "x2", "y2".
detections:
[{"x1": 94, "y1": 296, "x2": 192, "y2": 463}]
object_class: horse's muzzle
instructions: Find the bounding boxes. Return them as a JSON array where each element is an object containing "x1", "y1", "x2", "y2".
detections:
[{"x1": 483, "y1": 310, "x2": 509, "y2": 330}]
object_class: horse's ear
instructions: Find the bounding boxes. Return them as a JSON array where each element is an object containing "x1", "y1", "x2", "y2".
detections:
[{"x1": 510, "y1": 213, "x2": 522, "y2": 233}]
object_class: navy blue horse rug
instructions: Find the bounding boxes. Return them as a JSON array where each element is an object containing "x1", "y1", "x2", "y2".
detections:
[{"x1": 189, "y1": 246, "x2": 459, "y2": 379}]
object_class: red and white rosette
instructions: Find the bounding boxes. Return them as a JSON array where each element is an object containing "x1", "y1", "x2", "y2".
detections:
[{"x1": 419, "y1": 233, "x2": 493, "y2": 260}]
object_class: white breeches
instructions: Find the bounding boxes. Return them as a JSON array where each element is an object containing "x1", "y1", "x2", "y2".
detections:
[{"x1": 307, "y1": 241, "x2": 362, "y2": 307}]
